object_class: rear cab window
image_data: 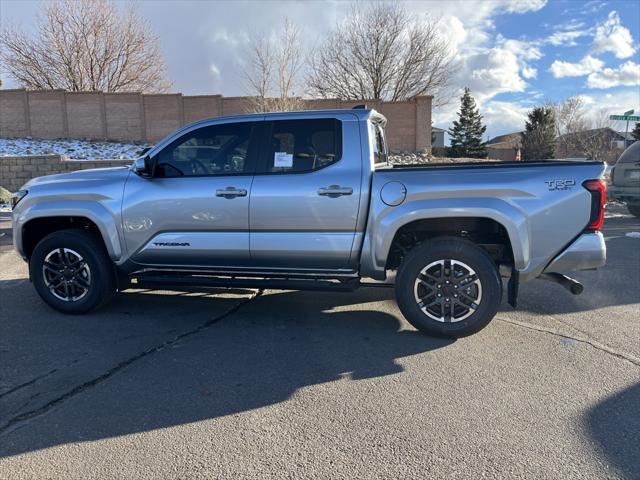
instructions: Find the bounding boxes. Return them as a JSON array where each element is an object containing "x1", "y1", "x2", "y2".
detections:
[
  {"x1": 263, "y1": 118, "x2": 342, "y2": 174},
  {"x1": 370, "y1": 120, "x2": 388, "y2": 167}
]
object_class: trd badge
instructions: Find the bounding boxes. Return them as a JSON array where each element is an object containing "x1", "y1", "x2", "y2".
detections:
[{"x1": 545, "y1": 179, "x2": 575, "y2": 191}]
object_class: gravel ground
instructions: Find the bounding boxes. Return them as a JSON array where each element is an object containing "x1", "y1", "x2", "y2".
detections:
[{"x1": 0, "y1": 204, "x2": 638, "y2": 479}]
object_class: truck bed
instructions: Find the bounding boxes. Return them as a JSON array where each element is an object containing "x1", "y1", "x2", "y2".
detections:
[{"x1": 364, "y1": 160, "x2": 606, "y2": 282}]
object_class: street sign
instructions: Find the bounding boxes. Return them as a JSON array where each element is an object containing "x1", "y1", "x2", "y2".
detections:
[
  {"x1": 609, "y1": 115, "x2": 640, "y2": 121},
  {"x1": 623, "y1": 109, "x2": 634, "y2": 115}
]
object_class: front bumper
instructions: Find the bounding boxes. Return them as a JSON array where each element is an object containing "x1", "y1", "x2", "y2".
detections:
[{"x1": 544, "y1": 232, "x2": 606, "y2": 274}]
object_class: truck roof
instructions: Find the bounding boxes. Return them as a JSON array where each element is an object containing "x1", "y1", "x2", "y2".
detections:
[
  {"x1": 181, "y1": 108, "x2": 384, "y2": 131},
  {"x1": 146, "y1": 107, "x2": 386, "y2": 158}
]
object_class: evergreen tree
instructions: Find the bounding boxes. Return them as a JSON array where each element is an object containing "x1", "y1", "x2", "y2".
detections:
[
  {"x1": 631, "y1": 122, "x2": 640, "y2": 142},
  {"x1": 447, "y1": 87, "x2": 487, "y2": 158},
  {"x1": 521, "y1": 106, "x2": 556, "y2": 160}
]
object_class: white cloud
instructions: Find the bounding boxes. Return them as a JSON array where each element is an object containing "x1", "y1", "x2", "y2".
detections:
[
  {"x1": 547, "y1": 29, "x2": 588, "y2": 47},
  {"x1": 467, "y1": 48, "x2": 527, "y2": 100},
  {"x1": 503, "y1": 0, "x2": 547, "y2": 14},
  {"x1": 210, "y1": 28, "x2": 249, "y2": 47},
  {"x1": 549, "y1": 55, "x2": 604, "y2": 78},
  {"x1": 449, "y1": 34, "x2": 542, "y2": 106},
  {"x1": 587, "y1": 61, "x2": 640, "y2": 88},
  {"x1": 209, "y1": 63, "x2": 221, "y2": 78},
  {"x1": 578, "y1": 88, "x2": 640, "y2": 124},
  {"x1": 592, "y1": 11, "x2": 636, "y2": 59},
  {"x1": 481, "y1": 100, "x2": 529, "y2": 137},
  {"x1": 439, "y1": 15, "x2": 467, "y2": 56},
  {"x1": 497, "y1": 36, "x2": 543, "y2": 61}
]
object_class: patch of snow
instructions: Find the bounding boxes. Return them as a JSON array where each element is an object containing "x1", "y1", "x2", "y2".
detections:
[
  {"x1": 625, "y1": 232, "x2": 640, "y2": 238},
  {"x1": 605, "y1": 212, "x2": 632, "y2": 218},
  {"x1": 0, "y1": 137, "x2": 151, "y2": 161}
]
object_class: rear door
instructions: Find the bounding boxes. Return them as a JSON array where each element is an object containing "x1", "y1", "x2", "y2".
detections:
[
  {"x1": 249, "y1": 113, "x2": 362, "y2": 270},
  {"x1": 122, "y1": 120, "x2": 260, "y2": 268}
]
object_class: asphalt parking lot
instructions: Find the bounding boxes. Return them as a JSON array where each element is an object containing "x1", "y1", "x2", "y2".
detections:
[{"x1": 0, "y1": 204, "x2": 638, "y2": 479}]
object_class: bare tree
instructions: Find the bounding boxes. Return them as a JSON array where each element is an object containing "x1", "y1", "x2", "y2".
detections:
[
  {"x1": 0, "y1": 0, "x2": 171, "y2": 93},
  {"x1": 243, "y1": 18, "x2": 306, "y2": 112},
  {"x1": 553, "y1": 97, "x2": 618, "y2": 161},
  {"x1": 308, "y1": 2, "x2": 453, "y2": 104},
  {"x1": 572, "y1": 110, "x2": 617, "y2": 162}
]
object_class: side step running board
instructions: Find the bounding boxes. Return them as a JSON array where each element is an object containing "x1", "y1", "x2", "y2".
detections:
[{"x1": 135, "y1": 272, "x2": 361, "y2": 292}]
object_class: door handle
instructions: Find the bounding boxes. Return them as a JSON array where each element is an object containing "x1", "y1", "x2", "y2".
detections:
[
  {"x1": 318, "y1": 185, "x2": 353, "y2": 197},
  {"x1": 216, "y1": 187, "x2": 247, "y2": 198}
]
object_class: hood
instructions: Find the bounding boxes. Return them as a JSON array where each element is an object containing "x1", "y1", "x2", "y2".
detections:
[{"x1": 22, "y1": 166, "x2": 131, "y2": 190}]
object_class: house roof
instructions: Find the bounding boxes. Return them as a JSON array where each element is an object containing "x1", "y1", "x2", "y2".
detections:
[
  {"x1": 557, "y1": 127, "x2": 628, "y2": 141},
  {"x1": 617, "y1": 131, "x2": 635, "y2": 141},
  {"x1": 432, "y1": 127, "x2": 445, "y2": 133},
  {"x1": 486, "y1": 132, "x2": 523, "y2": 147}
]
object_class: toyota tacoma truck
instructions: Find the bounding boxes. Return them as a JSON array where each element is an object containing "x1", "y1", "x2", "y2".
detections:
[{"x1": 11, "y1": 108, "x2": 607, "y2": 338}]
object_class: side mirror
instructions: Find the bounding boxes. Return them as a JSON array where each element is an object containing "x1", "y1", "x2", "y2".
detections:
[{"x1": 134, "y1": 156, "x2": 152, "y2": 177}]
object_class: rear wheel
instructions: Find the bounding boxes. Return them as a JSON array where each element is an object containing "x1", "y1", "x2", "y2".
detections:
[
  {"x1": 627, "y1": 204, "x2": 640, "y2": 217},
  {"x1": 395, "y1": 237, "x2": 502, "y2": 338},
  {"x1": 30, "y1": 229, "x2": 116, "y2": 313}
]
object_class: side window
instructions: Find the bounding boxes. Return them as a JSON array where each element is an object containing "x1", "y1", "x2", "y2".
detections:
[
  {"x1": 155, "y1": 122, "x2": 254, "y2": 178},
  {"x1": 266, "y1": 119, "x2": 342, "y2": 173}
]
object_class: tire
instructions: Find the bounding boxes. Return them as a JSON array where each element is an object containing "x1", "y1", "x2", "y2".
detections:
[
  {"x1": 627, "y1": 204, "x2": 640, "y2": 217},
  {"x1": 30, "y1": 229, "x2": 116, "y2": 314},
  {"x1": 395, "y1": 237, "x2": 502, "y2": 338}
]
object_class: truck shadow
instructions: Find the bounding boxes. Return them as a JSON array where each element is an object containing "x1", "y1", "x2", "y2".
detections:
[
  {"x1": 0, "y1": 282, "x2": 453, "y2": 458},
  {"x1": 585, "y1": 382, "x2": 640, "y2": 479}
]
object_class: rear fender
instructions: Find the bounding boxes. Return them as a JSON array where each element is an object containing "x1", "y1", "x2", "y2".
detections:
[{"x1": 360, "y1": 197, "x2": 528, "y2": 279}]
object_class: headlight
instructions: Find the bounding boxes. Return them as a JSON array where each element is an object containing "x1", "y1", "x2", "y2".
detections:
[{"x1": 11, "y1": 190, "x2": 28, "y2": 209}]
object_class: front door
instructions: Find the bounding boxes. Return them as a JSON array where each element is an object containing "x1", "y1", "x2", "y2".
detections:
[
  {"x1": 249, "y1": 114, "x2": 363, "y2": 271},
  {"x1": 122, "y1": 120, "x2": 259, "y2": 268}
]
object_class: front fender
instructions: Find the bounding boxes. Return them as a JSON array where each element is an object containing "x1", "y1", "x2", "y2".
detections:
[
  {"x1": 360, "y1": 197, "x2": 529, "y2": 279},
  {"x1": 14, "y1": 200, "x2": 123, "y2": 261}
]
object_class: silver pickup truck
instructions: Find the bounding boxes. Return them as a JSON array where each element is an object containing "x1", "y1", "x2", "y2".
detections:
[{"x1": 11, "y1": 108, "x2": 607, "y2": 338}]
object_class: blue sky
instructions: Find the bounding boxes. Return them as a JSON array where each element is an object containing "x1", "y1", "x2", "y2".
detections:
[{"x1": 1, "y1": 0, "x2": 639, "y2": 139}]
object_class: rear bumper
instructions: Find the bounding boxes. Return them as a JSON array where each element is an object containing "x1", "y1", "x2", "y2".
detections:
[
  {"x1": 544, "y1": 232, "x2": 606, "y2": 274},
  {"x1": 609, "y1": 185, "x2": 640, "y2": 204}
]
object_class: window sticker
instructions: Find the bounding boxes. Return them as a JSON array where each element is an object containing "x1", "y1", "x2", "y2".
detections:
[{"x1": 274, "y1": 151, "x2": 293, "y2": 168}]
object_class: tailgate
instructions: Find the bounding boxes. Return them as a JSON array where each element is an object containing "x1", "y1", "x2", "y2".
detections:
[
  {"x1": 614, "y1": 161, "x2": 640, "y2": 187},
  {"x1": 613, "y1": 142, "x2": 640, "y2": 187}
]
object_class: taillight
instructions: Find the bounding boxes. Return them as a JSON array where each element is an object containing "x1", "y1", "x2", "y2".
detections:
[{"x1": 583, "y1": 179, "x2": 606, "y2": 232}]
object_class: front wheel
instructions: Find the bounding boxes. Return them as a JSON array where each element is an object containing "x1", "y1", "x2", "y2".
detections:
[
  {"x1": 30, "y1": 229, "x2": 116, "y2": 314},
  {"x1": 395, "y1": 237, "x2": 503, "y2": 338}
]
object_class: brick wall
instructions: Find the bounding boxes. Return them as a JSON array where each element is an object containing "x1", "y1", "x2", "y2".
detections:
[
  {"x1": 0, "y1": 155, "x2": 131, "y2": 192},
  {"x1": 0, "y1": 89, "x2": 433, "y2": 152}
]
